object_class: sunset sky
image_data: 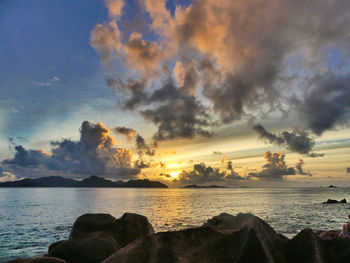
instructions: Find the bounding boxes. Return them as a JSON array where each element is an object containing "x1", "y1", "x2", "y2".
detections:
[{"x1": 1, "y1": 0, "x2": 349, "y2": 186}]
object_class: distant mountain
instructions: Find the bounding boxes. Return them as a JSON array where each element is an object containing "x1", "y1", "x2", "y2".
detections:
[
  {"x1": 182, "y1": 184, "x2": 227, "y2": 188},
  {"x1": 73, "y1": 175, "x2": 117, "y2": 187},
  {"x1": 124, "y1": 179, "x2": 168, "y2": 188},
  {"x1": 0, "y1": 175, "x2": 168, "y2": 188},
  {"x1": 37, "y1": 176, "x2": 77, "y2": 187}
]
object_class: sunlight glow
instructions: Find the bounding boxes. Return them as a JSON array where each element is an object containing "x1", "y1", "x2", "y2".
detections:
[{"x1": 170, "y1": 171, "x2": 180, "y2": 179}]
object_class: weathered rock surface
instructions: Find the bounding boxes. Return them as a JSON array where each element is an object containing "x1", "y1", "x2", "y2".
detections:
[
  {"x1": 9, "y1": 212, "x2": 350, "y2": 263},
  {"x1": 48, "y1": 232, "x2": 120, "y2": 263},
  {"x1": 47, "y1": 213, "x2": 154, "y2": 263},
  {"x1": 322, "y1": 198, "x2": 347, "y2": 204},
  {"x1": 69, "y1": 212, "x2": 154, "y2": 246},
  {"x1": 102, "y1": 213, "x2": 350, "y2": 263},
  {"x1": 5, "y1": 257, "x2": 67, "y2": 263}
]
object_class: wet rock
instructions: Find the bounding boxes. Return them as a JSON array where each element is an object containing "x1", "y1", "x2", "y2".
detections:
[
  {"x1": 48, "y1": 232, "x2": 119, "y2": 263},
  {"x1": 5, "y1": 257, "x2": 67, "y2": 263},
  {"x1": 69, "y1": 212, "x2": 154, "y2": 246},
  {"x1": 322, "y1": 198, "x2": 347, "y2": 204}
]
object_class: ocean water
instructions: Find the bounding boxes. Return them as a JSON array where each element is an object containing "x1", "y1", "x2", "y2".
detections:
[{"x1": 1, "y1": 187, "x2": 350, "y2": 261}]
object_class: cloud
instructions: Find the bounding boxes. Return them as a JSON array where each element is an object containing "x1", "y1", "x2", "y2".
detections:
[
  {"x1": 90, "y1": 0, "x2": 124, "y2": 67},
  {"x1": 91, "y1": 0, "x2": 350, "y2": 141},
  {"x1": 249, "y1": 151, "x2": 312, "y2": 179},
  {"x1": 90, "y1": 21, "x2": 122, "y2": 67},
  {"x1": 134, "y1": 158, "x2": 151, "y2": 169},
  {"x1": 141, "y1": 80, "x2": 214, "y2": 141},
  {"x1": 124, "y1": 32, "x2": 164, "y2": 76},
  {"x1": 104, "y1": 0, "x2": 124, "y2": 18},
  {"x1": 112, "y1": 77, "x2": 214, "y2": 141},
  {"x1": 253, "y1": 124, "x2": 324, "y2": 156},
  {"x1": 173, "y1": 61, "x2": 199, "y2": 96},
  {"x1": 213, "y1": 151, "x2": 222, "y2": 155},
  {"x1": 2, "y1": 121, "x2": 140, "y2": 178},
  {"x1": 114, "y1": 126, "x2": 136, "y2": 141},
  {"x1": 295, "y1": 73, "x2": 350, "y2": 136},
  {"x1": 177, "y1": 162, "x2": 246, "y2": 185},
  {"x1": 33, "y1": 76, "x2": 60, "y2": 87},
  {"x1": 295, "y1": 159, "x2": 312, "y2": 176},
  {"x1": 307, "y1": 152, "x2": 325, "y2": 158},
  {"x1": 3, "y1": 145, "x2": 50, "y2": 167},
  {"x1": 0, "y1": 167, "x2": 21, "y2": 182}
]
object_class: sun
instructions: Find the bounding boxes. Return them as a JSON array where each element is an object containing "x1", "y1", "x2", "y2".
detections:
[{"x1": 170, "y1": 171, "x2": 180, "y2": 179}]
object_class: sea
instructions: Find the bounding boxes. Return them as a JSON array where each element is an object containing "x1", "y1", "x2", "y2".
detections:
[{"x1": 1, "y1": 187, "x2": 350, "y2": 261}]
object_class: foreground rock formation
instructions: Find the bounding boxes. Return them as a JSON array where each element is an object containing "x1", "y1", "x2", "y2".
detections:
[{"x1": 6, "y1": 212, "x2": 350, "y2": 263}]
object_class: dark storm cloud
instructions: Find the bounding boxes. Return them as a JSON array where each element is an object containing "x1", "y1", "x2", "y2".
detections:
[
  {"x1": 136, "y1": 134, "x2": 148, "y2": 150},
  {"x1": 253, "y1": 124, "x2": 324, "y2": 157},
  {"x1": 307, "y1": 153, "x2": 325, "y2": 158},
  {"x1": 114, "y1": 126, "x2": 136, "y2": 141},
  {"x1": 3, "y1": 145, "x2": 49, "y2": 167},
  {"x1": 134, "y1": 158, "x2": 151, "y2": 169},
  {"x1": 177, "y1": 162, "x2": 246, "y2": 184},
  {"x1": 295, "y1": 73, "x2": 350, "y2": 136},
  {"x1": 172, "y1": 0, "x2": 350, "y2": 129},
  {"x1": 92, "y1": 0, "x2": 350, "y2": 141},
  {"x1": 143, "y1": 80, "x2": 213, "y2": 141},
  {"x1": 249, "y1": 151, "x2": 295, "y2": 179},
  {"x1": 249, "y1": 151, "x2": 311, "y2": 179},
  {"x1": 2, "y1": 121, "x2": 140, "y2": 178},
  {"x1": 135, "y1": 134, "x2": 156, "y2": 155},
  {"x1": 295, "y1": 159, "x2": 312, "y2": 176},
  {"x1": 225, "y1": 161, "x2": 246, "y2": 180},
  {"x1": 114, "y1": 77, "x2": 214, "y2": 141}
]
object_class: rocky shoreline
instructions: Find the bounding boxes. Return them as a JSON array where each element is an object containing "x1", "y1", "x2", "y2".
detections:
[{"x1": 6, "y1": 212, "x2": 350, "y2": 263}]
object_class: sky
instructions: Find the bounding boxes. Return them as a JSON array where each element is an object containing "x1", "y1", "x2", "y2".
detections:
[{"x1": 0, "y1": 0, "x2": 349, "y2": 187}]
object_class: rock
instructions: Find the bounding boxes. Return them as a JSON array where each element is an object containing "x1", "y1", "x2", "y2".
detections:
[
  {"x1": 48, "y1": 241, "x2": 65, "y2": 253},
  {"x1": 102, "y1": 213, "x2": 350, "y2": 263},
  {"x1": 69, "y1": 213, "x2": 116, "y2": 240},
  {"x1": 328, "y1": 185, "x2": 338, "y2": 188},
  {"x1": 102, "y1": 226, "x2": 274, "y2": 263},
  {"x1": 48, "y1": 232, "x2": 120, "y2": 263},
  {"x1": 102, "y1": 213, "x2": 288, "y2": 263},
  {"x1": 316, "y1": 230, "x2": 342, "y2": 239},
  {"x1": 10, "y1": 212, "x2": 350, "y2": 263},
  {"x1": 5, "y1": 257, "x2": 67, "y2": 263},
  {"x1": 322, "y1": 198, "x2": 347, "y2": 204},
  {"x1": 283, "y1": 229, "x2": 324, "y2": 263},
  {"x1": 69, "y1": 213, "x2": 154, "y2": 247},
  {"x1": 46, "y1": 213, "x2": 154, "y2": 263}
]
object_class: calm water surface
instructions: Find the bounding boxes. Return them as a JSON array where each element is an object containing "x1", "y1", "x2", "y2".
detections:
[{"x1": 1, "y1": 187, "x2": 350, "y2": 261}]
